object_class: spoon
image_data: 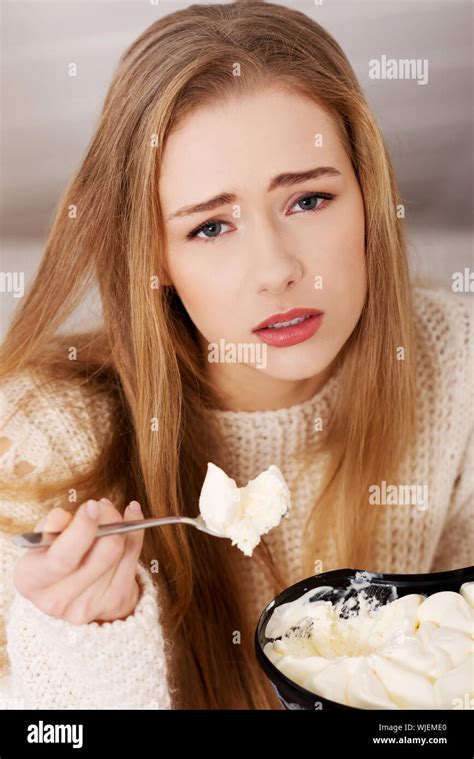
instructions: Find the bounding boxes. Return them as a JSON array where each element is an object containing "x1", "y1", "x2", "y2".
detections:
[{"x1": 11, "y1": 515, "x2": 225, "y2": 549}]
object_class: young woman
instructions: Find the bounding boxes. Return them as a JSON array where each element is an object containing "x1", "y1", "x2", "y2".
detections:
[{"x1": 0, "y1": 0, "x2": 471, "y2": 710}]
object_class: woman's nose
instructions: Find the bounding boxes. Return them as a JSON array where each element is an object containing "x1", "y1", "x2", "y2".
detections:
[{"x1": 251, "y1": 222, "x2": 303, "y2": 294}]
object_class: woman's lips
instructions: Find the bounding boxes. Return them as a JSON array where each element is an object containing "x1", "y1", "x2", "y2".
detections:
[{"x1": 253, "y1": 312, "x2": 324, "y2": 348}]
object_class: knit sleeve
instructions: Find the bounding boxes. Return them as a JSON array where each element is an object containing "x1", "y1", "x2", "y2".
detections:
[
  {"x1": 430, "y1": 426, "x2": 474, "y2": 573},
  {"x1": 0, "y1": 372, "x2": 174, "y2": 709},
  {"x1": 1, "y1": 563, "x2": 172, "y2": 710},
  {"x1": 429, "y1": 292, "x2": 474, "y2": 573}
]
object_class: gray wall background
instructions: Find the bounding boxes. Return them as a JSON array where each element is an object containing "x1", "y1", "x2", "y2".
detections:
[{"x1": 1, "y1": 0, "x2": 473, "y2": 337}]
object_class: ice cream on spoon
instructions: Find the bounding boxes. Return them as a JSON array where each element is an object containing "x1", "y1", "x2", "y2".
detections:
[{"x1": 199, "y1": 462, "x2": 291, "y2": 556}]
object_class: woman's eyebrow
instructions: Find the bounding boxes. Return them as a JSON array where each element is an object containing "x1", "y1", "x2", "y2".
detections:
[{"x1": 165, "y1": 166, "x2": 341, "y2": 221}]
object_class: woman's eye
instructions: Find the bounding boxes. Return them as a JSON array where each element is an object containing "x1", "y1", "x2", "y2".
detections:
[
  {"x1": 186, "y1": 220, "x2": 231, "y2": 242},
  {"x1": 289, "y1": 192, "x2": 335, "y2": 214},
  {"x1": 186, "y1": 193, "x2": 335, "y2": 243}
]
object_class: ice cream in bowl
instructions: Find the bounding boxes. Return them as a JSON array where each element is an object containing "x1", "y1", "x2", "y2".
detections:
[{"x1": 255, "y1": 566, "x2": 474, "y2": 710}]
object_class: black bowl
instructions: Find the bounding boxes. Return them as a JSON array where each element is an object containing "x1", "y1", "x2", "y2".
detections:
[{"x1": 255, "y1": 565, "x2": 474, "y2": 710}]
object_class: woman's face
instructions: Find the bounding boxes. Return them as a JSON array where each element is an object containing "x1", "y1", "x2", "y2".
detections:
[{"x1": 159, "y1": 87, "x2": 366, "y2": 405}]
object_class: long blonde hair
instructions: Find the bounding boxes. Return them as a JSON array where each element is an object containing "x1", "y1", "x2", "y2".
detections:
[{"x1": 1, "y1": 0, "x2": 419, "y2": 708}]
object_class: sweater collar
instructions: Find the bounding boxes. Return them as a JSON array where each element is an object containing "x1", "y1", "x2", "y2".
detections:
[{"x1": 205, "y1": 363, "x2": 342, "y2": 487}]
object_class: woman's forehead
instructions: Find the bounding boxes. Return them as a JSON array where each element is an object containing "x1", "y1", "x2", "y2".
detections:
[{"x1": 159, "y1": 90, "x2": 346, "y2": 213}]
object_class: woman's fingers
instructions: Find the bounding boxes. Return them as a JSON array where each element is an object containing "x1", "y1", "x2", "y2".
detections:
[
  {"x1": 120, "y1": 501, "x2": 145, "y2": 564},
  {"x1": 15, "y1": 507, "x2": 77, "y2": 592},
  {"x1": 38, "y1": 499, "x2": 102, "y2": 585},
  {"x1": 34, "y1": 506, "x2": 73, "y2": 533},
  {"x1": 38, "y1": 499, "x2": 127, "y2": 604},
  {"x1": 14, "y1": 497, "x2": 145, "y2": 624},
  {"x1": 63, "y1": 500, "x2": 145, "y2": 623},
  {"x1": 98, "y1": 501, "x2": 145, "y2": 599}
]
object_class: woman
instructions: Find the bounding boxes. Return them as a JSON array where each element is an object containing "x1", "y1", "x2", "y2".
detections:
[{"x1": 0, "y1": 0, "x2": 471, "y2": 710}]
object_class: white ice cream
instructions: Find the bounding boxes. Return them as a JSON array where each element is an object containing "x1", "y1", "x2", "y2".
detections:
[
  {"x1": 263, "y1": 575, "x2": 474, "y2": 709},
  {"x1": 199, "y1": 462, "x2": 291, "y2": 556}
]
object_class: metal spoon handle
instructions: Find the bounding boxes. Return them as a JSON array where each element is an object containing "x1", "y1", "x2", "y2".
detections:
[{"x1": 12, "y1": 515, "x2": 204, "y2": 549}]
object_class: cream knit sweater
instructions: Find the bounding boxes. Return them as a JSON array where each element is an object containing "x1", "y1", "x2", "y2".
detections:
[{"x1": 0, "y1": 285, "x2": 472, "y2": 710}]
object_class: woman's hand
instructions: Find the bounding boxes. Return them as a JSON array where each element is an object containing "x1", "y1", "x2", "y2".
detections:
[{"x1": 13, "y1": 498, "x2": 145, "y2": 625}]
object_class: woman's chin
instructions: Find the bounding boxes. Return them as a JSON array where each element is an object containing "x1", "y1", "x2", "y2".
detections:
[{"x1": 249, "y1": 360, "x2": 332, "y2": 383}]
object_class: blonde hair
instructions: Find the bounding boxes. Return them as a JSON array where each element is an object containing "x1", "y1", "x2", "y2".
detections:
[{"x1": 1, "y1": 0, "x2": 419, "y2": 708}]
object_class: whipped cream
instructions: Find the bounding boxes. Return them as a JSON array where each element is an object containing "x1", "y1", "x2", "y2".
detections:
[
  {"x1": 199, "y1": 462, "x2": 291, "y2": 556},
  {"x1": 263, "y1": 578, "x2": 474, "y2": 709}
]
